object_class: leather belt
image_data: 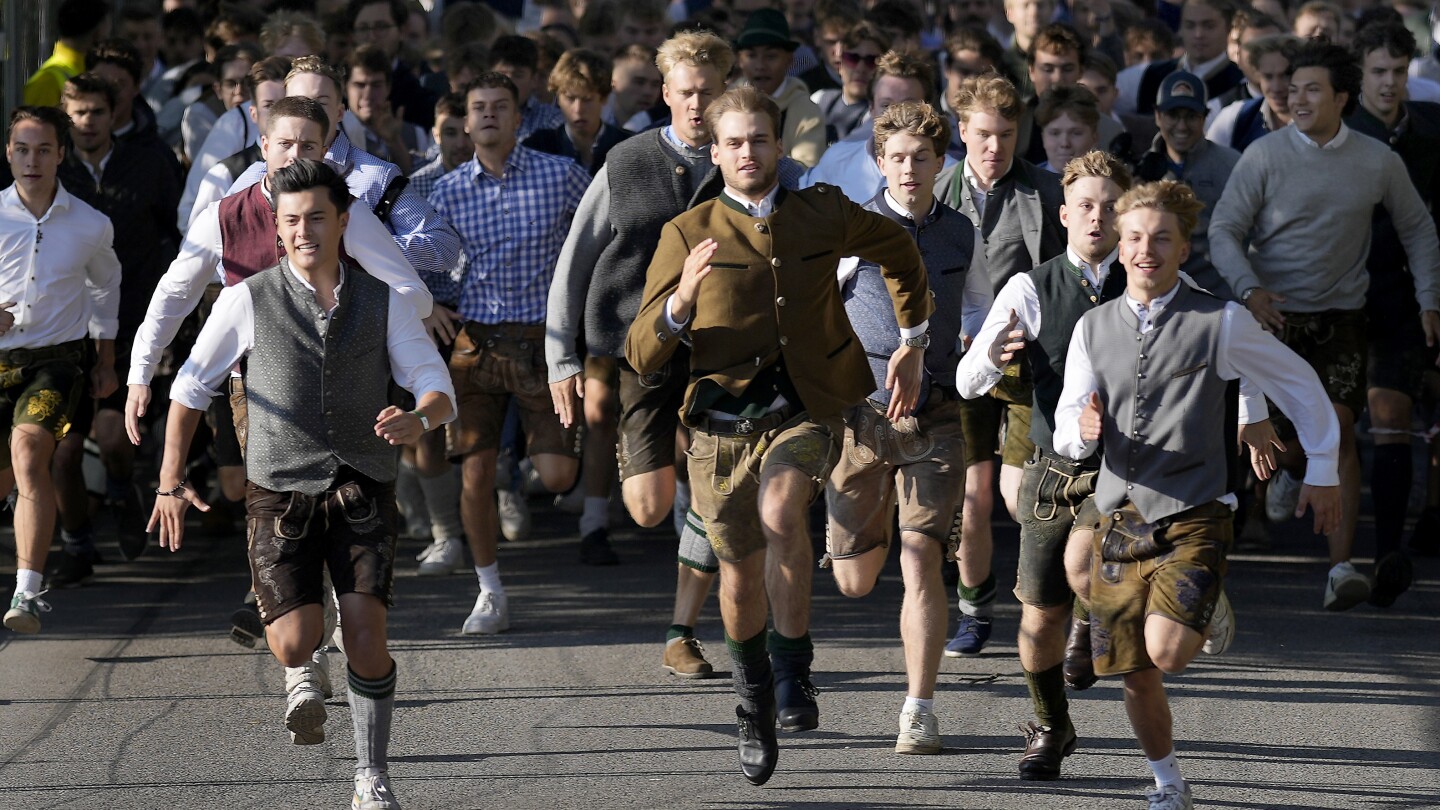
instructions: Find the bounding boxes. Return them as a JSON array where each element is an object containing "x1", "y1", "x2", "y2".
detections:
[{"x1": 695, "y1": 407, "x2": 794, "y2": 437}]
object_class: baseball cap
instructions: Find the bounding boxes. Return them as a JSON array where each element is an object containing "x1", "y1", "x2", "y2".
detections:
[{"x1": 1156, "y1": 70, "x2": 1208, "y2": 114}]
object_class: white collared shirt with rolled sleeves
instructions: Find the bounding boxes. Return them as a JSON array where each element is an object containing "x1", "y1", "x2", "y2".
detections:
[
  {"x1": 129, "y1": 194, "x2": 431, "y2": 387},
  {"x1": 170, "y1": 263, "x2": 457, "y2": 420},
  {"x1": 1053, "y1": 292, "x2": 1339, "y2": 491},
  {"x1": 0, "y1": 183, "x2": 120, "y2": 350}
]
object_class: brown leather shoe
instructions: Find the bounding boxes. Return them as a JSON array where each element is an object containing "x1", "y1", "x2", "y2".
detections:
[
  {"x1": 1063, "y1": 616, "x2": 1097, "y2": 690},
  {"x1": 1018, "y1": 722, "x2": 1078, "y2": 781},
  {"x1": 663, "y1": 636, "x2": 714, "y2": 679}
]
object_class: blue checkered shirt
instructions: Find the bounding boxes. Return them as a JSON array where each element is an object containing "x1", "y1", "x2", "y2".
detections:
[
  {"x1": 519, "y1": 99, "x2": 565, "y2": 141},
  {"x1": 409, "y1": 156, "x2": 454, "y2": 199},
  {"x1": 429, "y1": 145, "x2": 591, "y2": 324},
  {"x1": 229, "y1": 129, "x2": 463, "y2": 302}
]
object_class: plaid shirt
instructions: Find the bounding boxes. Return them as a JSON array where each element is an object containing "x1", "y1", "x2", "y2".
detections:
[
  {"x1": 429, "y1": 144, "x2": 590, "y2": 324},
  {"x1": 518, "y1": 98, "x2": 565, "y2": 141}
]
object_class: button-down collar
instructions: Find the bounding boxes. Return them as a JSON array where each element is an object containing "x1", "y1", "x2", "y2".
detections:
[
  {"x1": 1, "y1": 182, "x2": 73, "y2": 219},
  {"x1": 1125, "y1": 280, "x2": 1182, "y2": 333},
  {"x1": 1293, "y1": 121, "x2": 1351, "y2": 150},
  {"x1": 1067, "y1": 245, "x2": 1119, "y2": 287},
  {"x1": 469, "y1": 144, "x2": 530, "y2": 182}
]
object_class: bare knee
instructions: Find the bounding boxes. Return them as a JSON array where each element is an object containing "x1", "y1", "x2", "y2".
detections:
[
  {"x1": 532, "y1": 454, "x2": 578, "y2": 493},
  {"x1": 623, "y1": 475, "x2": 673, "y2": 528},
  {"x1": 1149, "y1": 650, "x2": 1189, "y2": 676},
  {"x1": 760, "y1": 500, "x2": 806, "y2": 543},
  {"x1": 831, "y1": 559, "x2": 878, "y2": 597}
]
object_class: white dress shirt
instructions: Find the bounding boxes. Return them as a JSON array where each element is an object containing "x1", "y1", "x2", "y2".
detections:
[
  {"x1": 0, "y1": 183, "x2": 120, "y2": 349},
  {"x1": 130, "y1": 189, "x2": 431, "y2": 386},
  {"x1": 1116, "y1": 51, "x2": 1233, "y2": 116},
  {"x1": 178, "y1": 103, "x2": 256, "y2": 231},
  {"x1": 1052, "y1": 283, "x2": 1340, "y2": 490},
  {"x1": 170, "y1": 261, "x2": 456, "y2": 420}
]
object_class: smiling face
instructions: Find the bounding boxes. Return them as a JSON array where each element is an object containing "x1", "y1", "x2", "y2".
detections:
[
  {"x1": 275, "y1": 186, "x2": 348, "y2": 275},
  {"x1": 739, "y1": 45, "x2": 794, "y2": 97},
  {"x1": 663, "y1": 63, "x2": 726, "y2": 146},
  {"x1": 1060, "y1": 174, "x2": 1122, "y2": 262},
  {"x1": 465, "y1": 85, "x2": 521, "y2": 153},
  {"x1": 1155, "y1": 106, "x2": 1204, "y2": 157},
  {"x1": 1256, "y1": 50, "x2": 1292, "y2": 119},
  {"x1": 1041, "y1": 112, "x2": 1097, "y2": 171},
  {"x1": 1288, "y1": 65, "x2": 1346, "y2": 140},
  {"x1": 1362, "y1": 47, "x2": 1409, "y2": 122},
  {"x1": 6, "y1": 119, "x2": 63, "y2": 198},
  {"x1": 261, "y1": 117, "x2": 325, "y2": 175},
  {"x1": 878, "y1": 130, "x2": 941, "y2": 210},
  {"x1": 960, "y1": 108, "x2": 1017, "y2": 184},
  {"x1": 710, "y1": 109, "x2": 780, "y2": 197},
  {"x1": 1119, "y1": 206, "x2": 1188, "y2": 298}
]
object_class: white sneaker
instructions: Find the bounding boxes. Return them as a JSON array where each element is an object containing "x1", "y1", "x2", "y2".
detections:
[
  {"x1": 4, "y1": 590, "x2": 52, "y2": 634},
  {"x1": 895, "y1": 707, "x2": 942, "y2": 754},
  {"x1": 417, "y1": 537, "x2": 464, "y2": 576},
  {"x1": 497, "y1": 489, "x2": 531, "y2": 542},
  {"x1": 1202, "y1": 590, "x2": 1234, "y2": 655},
  {"x1": 1323, "y1": 562, "x2": 1372, "y2": 612},
  {"x1": 308, "y1": 649, "x2": 333, "y2": 699},
  {"x1": 352, "y1": 768, "x2": 401, "y2": 810},
  {"x1": 284, "y1": 666, "x2": 328, "y2": 745},
  {"x1": 1146, "y1": 782, "x2": 1193, "y2": 810},
  {"x1": 413, "y1": 540, "x2": 438, "y2": 562},
  {"x1": 1264, "y1": 468, "x2": 1302, "y2": 523},
  {"x1": 462, "y1": 591, "x2": 510, "y2": 635}
]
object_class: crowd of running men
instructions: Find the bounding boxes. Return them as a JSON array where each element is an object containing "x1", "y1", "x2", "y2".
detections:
[{"x1": 3, "y1": 0, "x2": 1436, "y2": 806}]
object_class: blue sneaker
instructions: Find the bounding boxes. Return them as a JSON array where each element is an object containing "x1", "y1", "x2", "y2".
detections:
[{"x1": 944, "y1": 614, "x2": 992, "y2": 657}]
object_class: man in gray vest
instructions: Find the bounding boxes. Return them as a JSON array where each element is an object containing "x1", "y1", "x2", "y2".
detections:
[
  {"x1": 148, "y1": 160, "x2": 456, "y2": 810},
  {"x1": 824, "y1": 101, "x2": 972, "y2": 756},
  {"x1": 1054, "y1": 180, "x2": 1340, "y2": 810}
]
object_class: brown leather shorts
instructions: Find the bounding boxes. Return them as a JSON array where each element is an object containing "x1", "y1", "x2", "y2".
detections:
[{"x1": 447, "y1": 323, "x2": 580, "y2": 459}]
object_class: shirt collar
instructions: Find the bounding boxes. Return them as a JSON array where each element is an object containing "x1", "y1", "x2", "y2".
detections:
[
  {"x1": 1293, "y1": 121, "x2": 1350, "y2": 150},
  {"x1": 328, "y1": 128, "x2": 353, "y2": 165},
  {"x1": 2, "y1": 181, "x2": 72, "y2": 218},
  {"x1": 1125, "y1": 280, "x2": 1182, "y2": 320},
  {"x1": 881, "y1": 189, "x2": 937, "y2": 222},
  {"x1": 470, "y1": 144, "x2": 529, "y2": 180},
  {"x1": 1067, "y1": 245, "x2": 1119, "y2": 280},
  {"x1": 283, "y1": 256, "x2": 347, "y2": 308},
  {"x1": 963, "y1": 156, "x2": 1014, "y2": 193},
  {"x1": 721, "y1": 183, "x2": 781, "y2": 217},
  {"x1": 1180, "y1": 52, "x2": 1230, "y2": 79}
]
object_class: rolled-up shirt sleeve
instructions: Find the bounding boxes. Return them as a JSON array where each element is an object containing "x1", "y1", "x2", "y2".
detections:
[
  {"x1": 386, "y1": 289, "x2": 457, "y2": 422},
  {"x1": 169, "y1": 283, "x2": 253, "y2": 411},
  {"x1": 957, "y1": 273, "x2": 1039, "y2": 399},
  {"x1": 1053, "y1": 325, "x2": 1100, "y2": 461},
  {"x1": 85, "y1": 218, "x2": 121, "y2": 340},
  {"x1": 130, "y1": 202, "x2": 226, "y2": 386}
]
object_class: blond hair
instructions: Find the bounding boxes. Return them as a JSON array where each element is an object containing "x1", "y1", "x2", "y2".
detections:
[
  {"x1": 285, "y1": 55, "x2": 346, "y2": 98},
  {"x1": 874, "y1": 47, "x2": 937, "y2": 103},
  {"x1": 873, "y1": 101, "x2": 951, "y2": 159},
  {"x1": 1116, "y1": 180, "x2": 1206, "y2": 241},
  {"x1": 260, "y1": 11, "x2": 324, "y2": 56},
  {"x1": 1061, "y1": 150, "x2": 1133, "y2": 193},
  {"x1": 951, "y1": 73, "x2": 1023, "y2": 124},
  {"x1": 656, "y1": 31, "x2": 735, "y2": 83},
  {"x1": 703, "y1": 85, "x2": 782, "y2": 141},
  {"x1": 548, "y1": 48, "x2": 612, "y2": 97}
]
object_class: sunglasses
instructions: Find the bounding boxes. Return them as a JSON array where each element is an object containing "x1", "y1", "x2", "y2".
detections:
[{"x1": 841, "y1": 51, "x2": 880, "y2": 68}]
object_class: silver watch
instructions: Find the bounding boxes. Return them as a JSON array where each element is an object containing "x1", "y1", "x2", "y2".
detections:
[
  {"x1": 411, "y1": 410, "x2": 430, "y2": 431},
  {"x1": 901, "y1": 333, "x2": 931, "y2": 349}
]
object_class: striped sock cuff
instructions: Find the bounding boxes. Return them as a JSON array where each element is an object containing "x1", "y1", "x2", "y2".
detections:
[{"x1": 348, "y1": 662, "x2": 397, "y2": 700}]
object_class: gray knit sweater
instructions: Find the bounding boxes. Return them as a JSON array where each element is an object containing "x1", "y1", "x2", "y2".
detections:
[{"x1": 1208, "y1": 125, "x2": 1440, "y2": 313}]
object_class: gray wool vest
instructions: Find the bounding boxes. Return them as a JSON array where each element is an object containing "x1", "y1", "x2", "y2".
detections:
[
  {"x1": 843, "y1": 194, "x2": 973, "y2": 404},
  {"x1": 244, "y1": 260, "x2": 397, "y2": 495},
  {"x1": 1082, "y1": 283, "x2": 1238, "y2": 521},
  {"x1": 1028, "y1": 254, "x2": 1127, "y2": 454},
  {"x1": 583, "y1": 130, "x2": 725, "y2": 358}
]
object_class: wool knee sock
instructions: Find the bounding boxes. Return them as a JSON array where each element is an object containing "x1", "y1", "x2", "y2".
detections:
[{"x1": 349, "y1": 662, "x2": 397, "y2": 772}]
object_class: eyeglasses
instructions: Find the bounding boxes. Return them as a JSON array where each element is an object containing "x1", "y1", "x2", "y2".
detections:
[
  {"x1": 353, "y1": 21, "x2": 396, "y2": 34},
  {"x1": 841, "y1": 51, "x2": 880, "y2": 68}
]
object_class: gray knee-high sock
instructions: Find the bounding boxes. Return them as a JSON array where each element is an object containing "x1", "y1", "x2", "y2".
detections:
[
  {"x1": 395, "y1": 463, "x2": 430, "y2": 539},
  {"x1": 419, "y1": 466, "x2": 464, "y2": 541},
  {"x1": 677, "y1": 508, "x2": 719, "y2": 573},
  {"x1": 349, "y1": 662, "x2": 397, "y2": 772}
]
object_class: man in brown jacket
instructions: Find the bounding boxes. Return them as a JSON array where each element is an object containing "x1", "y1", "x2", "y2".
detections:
[{"x1": 626, "y1": 86, "x2": 932, "y2": 786}]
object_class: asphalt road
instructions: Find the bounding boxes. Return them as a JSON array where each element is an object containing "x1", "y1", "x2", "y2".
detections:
[{"x1": 1, "y1": 497, "x2": 1438, "y2": 810}]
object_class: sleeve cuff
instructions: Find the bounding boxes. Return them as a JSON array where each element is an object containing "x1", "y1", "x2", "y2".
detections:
[
  {"x1": 663, "y1": 294, "x2": 691, "y2": 333},
  {"x1": 169, "y1": 375, "x2": 222, "y2": 412},
  {"x1": 1302, "y1": 462, "x2": 1341, "y2": 488},
  {"x1": 899, "y1": 319, "x2": 928, "y2": 340},
  {"x1": 548, "y1": 357, "x2": 583, "y2": 385}
]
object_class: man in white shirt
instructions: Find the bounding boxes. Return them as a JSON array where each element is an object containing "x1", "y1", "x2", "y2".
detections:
[
  {"x1": 0, "y1": 106, "x2": 122, "y2": 634},
  {"x1": 149, "y1": 159, "x2": 454, "y2": 810},
  {"x1": 1054, "y1": 180, "x2": 1340, "y2": 810}
]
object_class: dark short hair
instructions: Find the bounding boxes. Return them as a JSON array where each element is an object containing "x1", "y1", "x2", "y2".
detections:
[
  {"x1": 1029, "y1": 22, "x2": 1086, "y2": 66},
  {"x1": 87, "y1": 39, "x2": 144, "y2": 85},
  {"x1": 118, "y1": 4, "x2": 160, "y2": 26},
  {"x1": 349, "y1": 42, "x2": 393, "y2": 79},
  {"x1": 1083, "y1": 51, "x2": 1118, "y2": 84},
  {"x1": 446, "y1": 42, "x2": 492, "y2": 78},
  {"x1": 348, "y1": 0, "x2": 408, "y2": 28},
  {"x1": 1354, "y1": 5, "x2": 1404, "y2": 35},
  {"x1": 1353, "y1": 21, "x2": 1415, "y2": 62},
  {"x1": 161, "y1": 7, "x2": 203, "y2": 38},
  {"x1": 8, "y1": 106, "x2": 73, "y2": 147},
  {"x1": 489, "y1": 35, "x2": 541, "y2": 71},
  {"x1": 1124, "y1": 18, "x2": 1178, "y2": 55},
  {"x1": 63, "y1": 72, "x2": 119, "y2": 111},
  {"x1": 867, "y1": 0, "x2": 923, "y2": 39},
  {"x1": 1184, "y1": 0, "x2": 1239, "y2": 28},
  {"x1": 246, "y1": 56, "x2": 294, "y2": 96},
  {"x1": 435, "y1": 92, "x2": 467, "y2": 121},
  {"x1": 1289, "y1": 38, "x2": 1362, "y2": 115},
  {"x1": 465, "y1": 71, "x2": 522, "y2": 106},
  {"x1": 58, "y1": 0, "x2": 112, "y2": 40},
  {"x1": 264, "y1": 95, "x2": 331, "y2": 135},
  {"x1": 270, "y1": 158, "x2": 353, "y2": 213},
  {"x1": 215, "y1": 42, "x2": 264, "y2": 70},
  {"x1": 945, "y1": 26, "x2": 1004, "y2": 70}
]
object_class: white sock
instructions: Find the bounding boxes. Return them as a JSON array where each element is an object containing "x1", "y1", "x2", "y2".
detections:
[
  {"x1": 475, "y1": 563, "x2": 504, "y2": 596},
  {"x1": 579, "y1": 497, "x2": 609, "y2": 537},
  {"x1": 1146, "y1": 752, "x2": 1183, "y2": 788},
  {"x1": 901, "y1": 696, "x2": 934, "y2": 714},
  {"x1": 15, "y1": 569, "x2": 42, "y2": 597},
  {"x1": 1330, "y1": 560, "x2": 1356, "y2": 576}
]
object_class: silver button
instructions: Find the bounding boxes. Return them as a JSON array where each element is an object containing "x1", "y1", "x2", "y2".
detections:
[
  {"x1": 776, "y1": 297, "x2": 786, "y2": 306},
  {"x1": 779, "y1": 336, "x2": 789, "y2": 346},
  {"x1": 657, "y1": 332, "x2": 667, "y2": 342},
  {"x1": 675, "y1": 165, "x2": 686, "y2": 175},
  {"x1": 754, "y1": 223, "x2": 767, "y2": 233},
  {"x1": 771, "y1": 258, "x2": 782, "y2": 268}
]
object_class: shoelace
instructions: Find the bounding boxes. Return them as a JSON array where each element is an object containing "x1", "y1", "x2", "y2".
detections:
[
  {"x1": 682, "y1": 637, "x2": 706, "y2": 657},
  {"x1": 17, "y1": 590, "x2": 52, "y2": 613},
  {"x1": 736, "y1": 713, "x2": 755, "y2": 740},
  {"x1": 355, "y1": 772, "x2": 391, "y2": 800},
  {"x1": 1019, "y1": 722, "x2": 1053, "y2": 746},
  {"x1": 900, "y1": 708, "x2": 927, "y2": 731},
  {"x1": 795, "y1": 676, "x2": 819, "y2": 699}
]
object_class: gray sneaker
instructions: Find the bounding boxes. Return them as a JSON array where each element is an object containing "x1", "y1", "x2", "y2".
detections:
[
  {"x1": 352, "y1": 768, "x2": 401, "y2": 810},
  {"x1": 1146, "y1": 782, "x2": 1193, "y2": 810},
  {"x1": 4, "y1": 591, "x2": 52, "y2": 634},
  {"x1": 894, "y1": 707, "x2": 941, "y2": 755},
  {"x1": 283, "y1": 666, "x2": 327, "y2": 745}
]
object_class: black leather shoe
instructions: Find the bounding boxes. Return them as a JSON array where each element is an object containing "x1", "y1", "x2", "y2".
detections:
[
  {"x1": 1018, "y1": 722, "x2": 1078, "y2": 781},
  {"x1": 774, "y1": 672, "x2": 819, "y2": 732},
  {"x1": 736, "y1": 704, "x2": 778, "y2": 785},
  {"x1": 1063, "y1": 616, "x2": 1097, "y2": 691}
]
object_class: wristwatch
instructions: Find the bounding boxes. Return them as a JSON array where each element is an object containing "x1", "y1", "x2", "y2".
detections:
[
  {"x1": 1241, "y1": 287, "x2": 1257, "y2": 303},
  {"x1": 901, "y1": 333, "x2": 931, "y2": 349},
  {"x1": 411, "y1": 410, "x2": 430, "y2": 431}
]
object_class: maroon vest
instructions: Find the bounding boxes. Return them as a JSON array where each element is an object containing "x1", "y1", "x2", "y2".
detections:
[{"x1": 218, "y1": 183, "x2": 282, "y2": 287}]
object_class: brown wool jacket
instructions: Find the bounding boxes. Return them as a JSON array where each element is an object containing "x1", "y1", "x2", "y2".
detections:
[{"x1": 625, "y1": 184, "x2": 933, "y2": 425}]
